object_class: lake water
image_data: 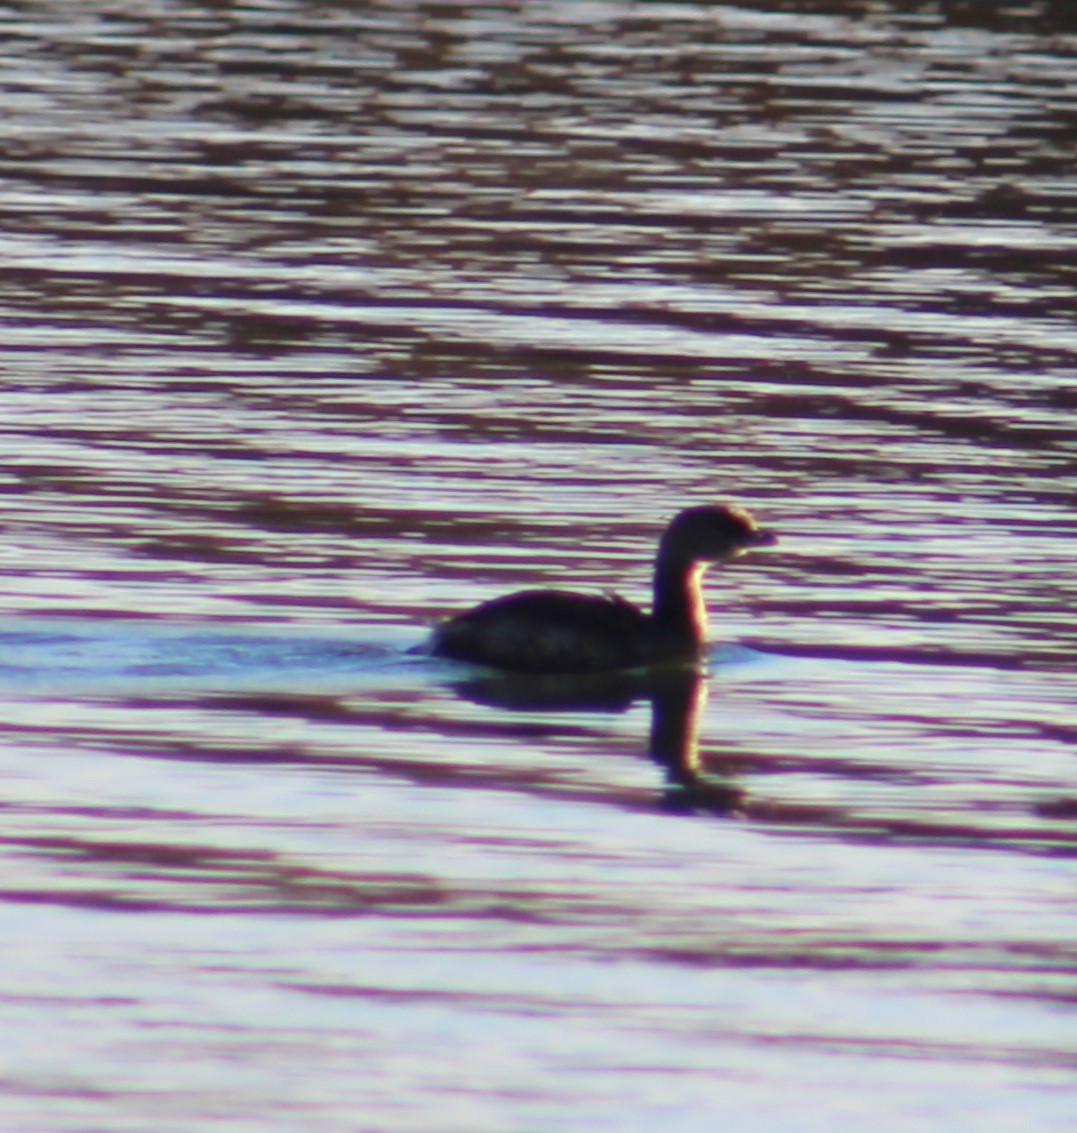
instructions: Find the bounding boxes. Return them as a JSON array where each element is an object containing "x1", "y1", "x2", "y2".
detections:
[{"x1": 1, "y1": 1, "x2": 1075, "y2": 1130}]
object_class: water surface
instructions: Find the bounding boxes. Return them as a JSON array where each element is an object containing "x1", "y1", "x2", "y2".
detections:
[{"x1": 1, "y1": 2, "x2": 1075, "y2": 1130}]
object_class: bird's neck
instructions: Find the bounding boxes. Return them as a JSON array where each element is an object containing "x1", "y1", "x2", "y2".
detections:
[{"x1": 652, "y1": 555, "x2": 709, "y2": 649}]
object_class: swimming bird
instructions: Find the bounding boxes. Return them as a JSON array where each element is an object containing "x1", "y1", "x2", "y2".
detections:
[{"x1": 429, "y1": 504, "x2": 775, "y2": 674}]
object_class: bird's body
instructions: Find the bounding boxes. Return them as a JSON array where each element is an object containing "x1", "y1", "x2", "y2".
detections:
[
  {"x1": 431, "y1": 589, "x2": 654, "y2": 673},
  {"x1": 429, "y1": 504, "x2": 775, "y2": 674}
]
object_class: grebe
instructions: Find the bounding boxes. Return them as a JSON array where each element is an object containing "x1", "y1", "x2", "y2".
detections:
[{"x1": 430, "y1": 504, "x2": 776, "y2": 674}]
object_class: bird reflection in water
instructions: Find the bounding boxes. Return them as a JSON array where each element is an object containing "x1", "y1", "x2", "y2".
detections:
[{"x1": 450, "y1": 663, "x2": 747, "y2": 817}]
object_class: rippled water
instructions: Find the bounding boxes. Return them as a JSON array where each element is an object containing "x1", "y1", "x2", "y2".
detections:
[{"x1": 1, "y1": 2, "x2": 1075, "y2": 1130}]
